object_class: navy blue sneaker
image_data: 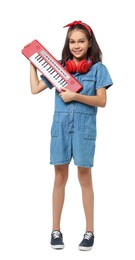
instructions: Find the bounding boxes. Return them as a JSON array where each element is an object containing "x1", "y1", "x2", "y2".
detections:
[
  {"x1": 78, "y1": 231, "x2": 94, "y2": 251},
  {"x1": 51, "y1": 230, "x2": 64, "y2": 249}
]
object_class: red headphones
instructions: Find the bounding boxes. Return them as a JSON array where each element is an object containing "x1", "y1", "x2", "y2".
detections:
[{"x1": 65, "y1": 57, "x2": 92, "y2": 73}]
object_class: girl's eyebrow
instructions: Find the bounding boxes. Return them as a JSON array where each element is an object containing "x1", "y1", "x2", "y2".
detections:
[{"x1": 69, "y1": 38, "x2": 86, "y2": 41}]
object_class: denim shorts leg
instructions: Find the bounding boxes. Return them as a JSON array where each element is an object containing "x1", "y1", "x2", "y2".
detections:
[
  {"x1": 50, "y1": 112, "x2": 72, "y2": 165},
  {"x1": 72, "y1": 113, "x2": 97, "y2": 168}
]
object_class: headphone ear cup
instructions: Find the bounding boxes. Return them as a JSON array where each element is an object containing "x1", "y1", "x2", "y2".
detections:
[
  {"x1": 65, "y1": 58, "x2": 93, "y2": 73},
  {"x1": 65, "y1": 60, "x2": 77, "y2": 73},
  {"x1": 77, "y1": 59, "x2": 92, "y2": 73}
]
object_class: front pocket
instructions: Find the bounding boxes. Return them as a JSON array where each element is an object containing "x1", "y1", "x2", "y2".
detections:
[
  {"x1": 51, "y1": 112, "x2": 59, "y2": 137},
  {"x1": 83, "y1": 114, "x2": 96, "y2": 140}
]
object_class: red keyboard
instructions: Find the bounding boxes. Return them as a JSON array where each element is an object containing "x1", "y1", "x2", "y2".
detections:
[{"x1": 22, "y1": 39, "x2": 82, "y2": 92}]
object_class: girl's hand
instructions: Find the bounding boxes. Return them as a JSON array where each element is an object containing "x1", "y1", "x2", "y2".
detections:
[{"x1": 59, "y1": 88, "x2": 76, "y2": 102}]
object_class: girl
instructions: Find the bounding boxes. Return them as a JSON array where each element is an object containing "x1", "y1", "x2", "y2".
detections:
[{"x1": 29, "y1": 20, "x2": 113, "y2": 251}]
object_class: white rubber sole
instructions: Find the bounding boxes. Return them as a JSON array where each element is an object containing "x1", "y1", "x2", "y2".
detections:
[
  {"x1": 51, "y1": 244, "x2": 65, "y2": 249},
  {"x1": 78, "y1": 246, "x2": 93, "y2": 251}
]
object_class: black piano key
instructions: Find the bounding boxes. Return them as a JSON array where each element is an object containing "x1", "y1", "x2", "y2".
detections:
[
  {"x1": 47, "y1": 67, "x2": 53, "y2": 73},
  {"x1": 53, "y1": 73, "x2": 59, "y2": 78},
  {"x1": 36, "y1": 56, "x2": 40, "y2": 61},
  {"x1": 49, "y1": 67, "x2": 53, "y2": 74},
  {"x1": 50, "y1": 69, "x2": 55, "y2": 74},
  {"x1": 58, "y1": 78, "x2": 64, "y2": 83},
  {"x1": 55, "y1": 74, "x2": 60, "y2": 80},
  {"x1": 46, "y1": 67, "x2": 52, "y2": 72},
  {"x1": 35, "y1": 54, "x2": 40, "y2": 59},
  {"x1": 37, "y1": 56, "x2": 42, "y2": 61},
  {"x1": 39, "y1": 58, "x2": 44, "y2": 63},
  {"x1": 60, "y1": 79, "x2": 66, "y2": 85},
  {"x1": 43, "y1": 62, "x2": 48, "y2": 68},
  {"x1": 38, "y1": 57, "x2": 43, "y2": 62},
  {"x1": 61, "y1": 81, "x2": 67, "y2": 87},
  {"x1": 42, "y1": 61, "x2": 46, "y2": 66}
]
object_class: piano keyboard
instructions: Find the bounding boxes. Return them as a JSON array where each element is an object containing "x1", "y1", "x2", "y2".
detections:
[
  {"x1": 29, "y1": 52, "x2": 68, "y2": 91},
  {"x1": 22, "y1": 40, "x2": 82, "y2": 92}
]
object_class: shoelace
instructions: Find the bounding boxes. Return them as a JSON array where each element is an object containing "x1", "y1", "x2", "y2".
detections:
[
  {"x1": 52, "y1": 231, "x2": 60, "y2": 239},
  {"x1": 84, "y1": 232, "x2": 93, "y2": 240}
]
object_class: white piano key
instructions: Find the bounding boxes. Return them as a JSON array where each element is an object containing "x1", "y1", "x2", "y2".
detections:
[{"x1": 30, "y1": 53, "x2": 68, "y2": 89}]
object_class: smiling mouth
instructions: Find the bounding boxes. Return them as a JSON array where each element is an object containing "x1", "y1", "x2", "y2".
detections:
[{"x1": 74, "y1": 50, "x2": 82, "y2": 54}]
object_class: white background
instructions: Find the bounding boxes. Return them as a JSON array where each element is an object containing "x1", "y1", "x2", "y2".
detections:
[{"x1": 0, "y1": 0, "x2": 135, "y2": 259}]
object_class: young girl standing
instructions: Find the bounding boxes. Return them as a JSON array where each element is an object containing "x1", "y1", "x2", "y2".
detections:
[{"x1": 29, "y1": 20, "x2": 113, "y2": 251}]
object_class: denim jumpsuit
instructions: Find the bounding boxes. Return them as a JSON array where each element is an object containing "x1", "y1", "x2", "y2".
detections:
[{"x1": 41, "y1": 61, "x2": 113, "y2": 168}]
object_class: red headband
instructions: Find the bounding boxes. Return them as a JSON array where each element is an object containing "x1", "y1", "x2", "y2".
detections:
[{"x1": 63, "y1": 20, "x2": 92, "y2": 36}]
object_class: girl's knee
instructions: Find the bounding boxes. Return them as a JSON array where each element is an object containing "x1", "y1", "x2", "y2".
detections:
[
  {"x1": 54, "y1": 164, "x2": 69, "y2": 186},
  {"x1": 78, "y1": 167, "x2": 92, "y2": 188}
]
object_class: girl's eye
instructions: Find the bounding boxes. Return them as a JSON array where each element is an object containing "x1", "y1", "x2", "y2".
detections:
[{"x1": 69, "y1": 41, "x2": 84, "y2": 44}]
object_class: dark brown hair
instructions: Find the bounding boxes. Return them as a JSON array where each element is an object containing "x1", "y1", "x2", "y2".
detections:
[{"x1": 61, "y1": 24, "x2": 102, "y2": 65}]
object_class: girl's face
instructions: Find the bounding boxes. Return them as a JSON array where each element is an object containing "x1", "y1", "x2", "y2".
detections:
[{"x1": 69, "y1": 29, "x2": 92, "y2": 62}]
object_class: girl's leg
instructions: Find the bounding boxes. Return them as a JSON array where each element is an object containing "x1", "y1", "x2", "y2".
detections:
[
  {"x1": 78, "y1": 167, "x2": 94, "y2": 232},
  {"x1": 52, "y1": 164, "x2": 69, "y2": 231}
]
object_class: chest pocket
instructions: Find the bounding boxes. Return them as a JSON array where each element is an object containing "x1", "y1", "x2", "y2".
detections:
[{"x1": 81, "y1": 76, "x2": 96, "y2": 95}]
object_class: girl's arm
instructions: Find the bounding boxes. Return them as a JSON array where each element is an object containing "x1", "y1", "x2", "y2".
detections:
[
  {"x1": 30, "y1": 63, "x2": 48, "y2": 94},
  {"x1": 59, "y1": 87, "x2": 107, "y2": 107}
]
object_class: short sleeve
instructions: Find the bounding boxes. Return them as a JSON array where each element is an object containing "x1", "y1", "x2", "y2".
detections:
[
  {"x1": 96, "y1": 63, "x2": 113, "y2": 90},
  {"x1": 40, "y1": 75, "x2": 54, "y2": 90}
]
